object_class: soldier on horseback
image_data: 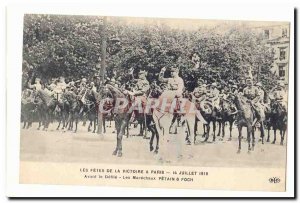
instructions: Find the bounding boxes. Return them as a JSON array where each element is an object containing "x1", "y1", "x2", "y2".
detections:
[
  {"x1": 158, "y1": 66, "x2": 184, "y2": 101},
  {"x1": 192, "y1": 80, "x2": 207, "y2": 110},
  {"x1": 78, "y1": 78, "x2": 88, "y2": 103},
  {"x1": 126, "y1": 70, "x2": 150, "y2": 123},
  {"x1": 158, "y1": 66, "x2": 184, "y2": 133},
  {"x1": 28, "y1": 77, "x2": 42, "y2": 91},
  {"x1": 53, "y1": 76, "x2": 67, "y2": 100},
  {"x1": 205, "y1": 82, "x2": 221, "y2": 115},
  {"x1": 242, "y1": 77, "x2": 264, "y2": 125},
  {"x1": 270, "y1": 81, "x2": 287, "y2": 111}
]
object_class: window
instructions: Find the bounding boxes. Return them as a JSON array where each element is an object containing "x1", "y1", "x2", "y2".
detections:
[
  {"x1": 282, "y1": 28, "x2": 288, "y2": 38},
  {"x1": 279, "y1": 65, "x2": 285, "y2": 77},
  {"x1": 264, "y1": 30, "x2": 270, "y2": 39},
  {"x1": 279, "y1": 48, "x2": 286, "y2": 60}
]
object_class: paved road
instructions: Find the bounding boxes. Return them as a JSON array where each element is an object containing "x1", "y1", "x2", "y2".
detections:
[{"x1": 20, "y1": 121, "x2": 287, "y2": 168}]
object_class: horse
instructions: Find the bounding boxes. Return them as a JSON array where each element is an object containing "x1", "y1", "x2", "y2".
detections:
[
  {"x1": 21, "y1": 89, "x2": 36, "y2": 129},
  {"x1": 232, "y1": 92, "x2": 265, "y2": 153},
  {"x1": 55, "y1": 92, "x2": 71, "y2": 131},
  {"x1": 195, "y1": 99, "x2": 221, "y2": 143},
  {"x1": 151, "y1": 90, "x2": 197, "y2": 157},
  {"x1": 219, "y1": 97, "x2": 237, "y2": 141},
  {"x1": 61, "y1": 90, "x2": 82, "y2": 133},
  {"x1": 104, "y1": 84, "x2": 133, "y2": 157},
  {"x1": 32, "y1": 88, "x2": 58, "y2": 130},
  {"x1": 85, "y1": 87, "x2": 115, "y2": 134},
  {"x1": 267, "y1": 100, "x2": 287, "y2": 145}
]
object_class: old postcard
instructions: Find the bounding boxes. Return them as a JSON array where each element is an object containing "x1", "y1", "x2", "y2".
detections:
[{"x1": 6, "y1": 4, "x2": 295, "y2": 197}]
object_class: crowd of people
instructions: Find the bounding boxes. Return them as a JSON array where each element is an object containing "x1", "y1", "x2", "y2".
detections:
[{"x1": 22, "y1": 63, "x2": 288, "y2": 130}]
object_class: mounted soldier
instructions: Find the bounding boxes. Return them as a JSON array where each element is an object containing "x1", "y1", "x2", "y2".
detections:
[
  {"x1": 158, "y1": 66, "x2": 184, "y2": 134},
  {"x1": 270, "y1": 81, "x2": 287, "y2": 111},
  {"x1": 77, "y1": 78, "x2": 88, "y2": 103},
  {"x1": 158, "y1": 66, "x2": 184, "y2": 101},
  {"x1": 28, "y1": 77, "x2": 42, "y2": 91},
  {"x1": 242, "y1": 77, "x2": 264, "y2": 125},
  {"x1": 89, "y1": 82, "x2": 97, "y2": 92},
  {"x1": 206, "y1": 82, "x2": 221, "y2": 113},
  {"x1": 192, "y1": 80, "x2": 207, "y2": 110},
  {"x1": 254, "y1": 82, "x2": 270, "y2": 113},
  {"x1": 126, "y1": 70, "x2": 150, "y2": 117},
  {"x1": 53, "y1": 76, "x2": 67, "y2": 101}
]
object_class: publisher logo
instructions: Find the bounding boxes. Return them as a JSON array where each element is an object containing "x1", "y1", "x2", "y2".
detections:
[{"x1": 269, "y1": 177, "x2": 280, "y2": 184}]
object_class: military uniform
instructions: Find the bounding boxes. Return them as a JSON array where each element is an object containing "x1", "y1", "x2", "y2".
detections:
[
  {"x1": 131, "y1": 71, "x2": 150, "y2": 109},
  {"x1": 206, "y1": 83, "x2": 221, "y2": 111},
  {"x1": 53, "y1": 80, "x2": 67, "y2": 101},
  {"x1": 28, "y1": 78, "x2": 42, "y2": 91},
  {"x1": 271, "y1": 83, "x2": 287, "y2": 110},
  {"x1": 192, "y1": 84, "x2": 207, "y2": 110},
  {"x1": 159, "y1": 67, "x2": 184, "y2": 101},
  {"x1": 243, "y1": 84, "x2": 265, "y2": 120}
]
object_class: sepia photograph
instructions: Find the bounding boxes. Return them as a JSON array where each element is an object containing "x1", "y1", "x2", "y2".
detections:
[{"x1": 16, "y1": 13, "x2": 291, "y2": 192}]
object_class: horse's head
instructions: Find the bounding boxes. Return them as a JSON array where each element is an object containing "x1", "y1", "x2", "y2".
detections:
[
  {"x1": 105, "y1": 84, "x2": 127, "y2": 100},
  {"x1": 147, "y1": 81, "x2": 162, "y2": 98},
  {"x1": 271, "y1": 100, "x2": 287, "y2": 115}
]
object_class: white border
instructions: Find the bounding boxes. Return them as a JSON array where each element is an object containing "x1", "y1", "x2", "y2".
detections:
[{"x1": 5, "y1": 0, "x2": 295, "y2": 198}]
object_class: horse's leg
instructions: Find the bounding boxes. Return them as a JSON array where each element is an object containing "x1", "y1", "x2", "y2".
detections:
[
  {"x1": 217, "y1": 120, "x2": 221, "y2": 137},
  {"x1": 126, "y1": 122, "x2": 129, "y2": 138},
  {"x1": 222, "y1": 121, "x2": 225, "y2": 138},
  {"x1": 251, "y1": 125, "x2": 255, "y2": 150},
  {"x1": 260, "y1": 121, "x2": 265, "y2": 145},
  {"x1": 272, "y1": 128, "x2": 277, "y2": 144},
  {"x1": 43, "y1": 112, "x2": 48, "y2": 131},
  {"x1": 212, "y1": 121, "x2": 216, "y2": 142},
  {"x1": 193, "y1": 116, "x2": 198, "y2": 144},
  {"x1": 138, "y1": 119, "x2": 143, "y2": 136},
  {"x1": 266, "y1": 123, "x2": 270, "y2": 142},
  {"x1": 92, "y1": 117, "x2": 96, "y2": 133},
  {"x1": 74, "y1": 114, "x2": 78, "y2": 133},
  {"x1": 202, "y1": 124, "x2": 206, "y2": 138},
  {"x1": 229, "y1": 121, "x2": 233, "y2": 141},
  {"x1": 61, "y1": 111, "x2": 66, "y2": 130},
  {"x1": 154, "y1": 123, "x2": 159, "y2": 154},
  {"x1": 247, "y1": 125, "x2": 252, "y2": 152},
  {"x1": 112, "y1": 120, "x2": 120, "y2": 156},
  {"x1": 116, "y1": 120, "x2": 127, "y2": 157},
  {"x1": 204, "y1": 123, "x2": 210, "y2": 142},
  {"x1": 280, "y1": 129, "x2": 284, "y2": 145},
  {"x1": 184, "y1": 117, "x2": 193, "y2": 145},
  {"x1": 103, "y1": 116, "x2": 106, "y2": 134},
  {"x1": 149, "y1": 127, "x2": 155, "y2": 152},
  {"x1": 57, "y1": 117, "x2": 61, "y2": 130},
  {"x1": 88, "y1": 119, "x2": 92, "y2": 132},
  {"x1": 37, "y1": 120, "x2": 41, "y2": 130},
  {"x1": 145, "y1": 115, "x2": 154, "y2": 151},
  {"x1": 237, "y1": 125, "x2": 242, "y2": 153}
]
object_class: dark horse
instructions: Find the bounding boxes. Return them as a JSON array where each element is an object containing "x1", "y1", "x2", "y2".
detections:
[
  {"x1": 195, "y1": 99, "x2": 221, "y2": 143},
  {"x1": 63, "y1": 90, "x2": 82, "y2": 133},
  {"x1": 105, "y1": 84, "x2": 133, "y2": 157},
  {"x1": 232, "y1": 93, "x2": 265, "y2": 153},
  {"x1": 219, "y1": 97, "x2": 237, "y2": 141},
  {"x1": 85, "y1": 87, "x2": 114, "y2": 133},
  {"x1": 21, "y1": 89, "x2": 37, "y2": 129},
  {"x1": 267, "y1": 100, "x2": 287, "y2": 145},
  {"x1": 105, "y1": 84, "x2": 161, "y2": 156},
  {"x1": 32, "y1": 89, "x2": 58, "y2": 130}
]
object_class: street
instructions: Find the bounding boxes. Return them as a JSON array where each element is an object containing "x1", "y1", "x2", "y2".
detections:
[{"x1": 20, "y1": 121, "x2": 287, "y2": 168}]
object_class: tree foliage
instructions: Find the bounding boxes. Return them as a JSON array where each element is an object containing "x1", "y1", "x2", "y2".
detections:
[{"x1": 23, "y1": 14, "x2": 276, "y2": 91}]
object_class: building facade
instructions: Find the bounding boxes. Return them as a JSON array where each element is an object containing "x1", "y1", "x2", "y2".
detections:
[{"x1": 251, "y1": 24, "x2": 290, "y2": 84}]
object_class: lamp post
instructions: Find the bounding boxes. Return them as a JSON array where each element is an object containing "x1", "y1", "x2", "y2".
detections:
[{"x1": 97, "y1": 16, "x2": 107, "y2": 135}]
